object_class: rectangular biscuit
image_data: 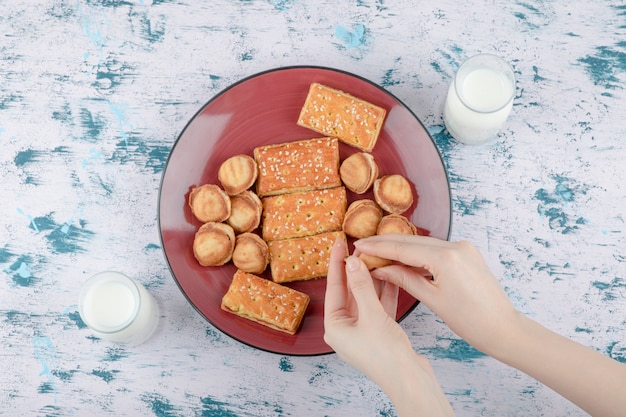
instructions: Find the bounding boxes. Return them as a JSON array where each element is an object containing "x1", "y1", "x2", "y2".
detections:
[
  {"x1": 297, "y1": 83, "x2": 387, "y2": 152},
  {"x1": 254, "y1": 137, "x2": 341, "y2": 197},
  {"x1": 220, "y1": 269, "x2": 310, "y2": 335},
  {"x1": 268, "y1": 231, "x2": 347, "y2": 283},
  {"x1": 261, "y1": 186, "x2": 347, "y2": 241}
]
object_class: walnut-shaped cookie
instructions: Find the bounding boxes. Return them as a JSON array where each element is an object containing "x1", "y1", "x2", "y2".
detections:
[
  {"x1": 232, "y1": 232, "x2": 269, "y2": 274},
  {"x1": 342, "y1": 199, "x2": 383, "y2": 239},
  {"x1": 373, "y1": 174, "x2": 413, "y2": 214},
  {"x1": 218, "y1": 154, "x2": 258, "y2": 196},
  {"x1": 339, "y1": 152, "x2": 378, "y2": 194},
  {"x1": 188, "y1": 184, "x2": 231, "y2": 223},
  {"x1": 227, "y1": 191, "x2": 262, "y2": 234},
  {"x1": 193, "y1": 222, "x2": 235, "y2": 266}
]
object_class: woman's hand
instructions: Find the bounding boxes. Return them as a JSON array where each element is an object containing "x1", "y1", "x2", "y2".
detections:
[
  {"x1": 323, "y1": 237, "x2": 409, "y2": 378},
  {"x1": 354, "y1": 234, "x2": 520, "y2": 357},
  {"x1": 324, "y1": 238, "x2": 455, "y2": 417},
  {"x1": 355, "y1": 234, "x2": 626, "y2": 417}
]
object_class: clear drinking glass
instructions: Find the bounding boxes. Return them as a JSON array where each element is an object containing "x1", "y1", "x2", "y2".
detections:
[
  {"x1": 78, "y1": 271, "x2": 159, "y2": 345},
  {"x1": 443, "y1": 54, "x2": 516, "y2": 145}
]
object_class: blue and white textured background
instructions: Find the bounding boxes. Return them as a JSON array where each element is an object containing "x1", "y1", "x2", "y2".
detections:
[{"x1": 1, "y1": 1, "x2": 625, "y2": 416}]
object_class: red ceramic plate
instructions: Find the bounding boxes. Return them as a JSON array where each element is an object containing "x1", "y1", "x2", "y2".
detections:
[{"x1": 158, "y1": 66, "x2": 451, "y2": 355}]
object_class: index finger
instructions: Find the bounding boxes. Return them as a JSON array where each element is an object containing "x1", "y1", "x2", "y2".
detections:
[
  {"x1": 324, "y1": 237, "x2": 349, "y2": 318},
  {"x1": 353, "y1": 234, "x2": 449, "y2": 273}
]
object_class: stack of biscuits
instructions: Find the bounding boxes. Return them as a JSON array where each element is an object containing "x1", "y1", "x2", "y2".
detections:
[{"x1": 187, "y1": 82, "x2": 427, "y2": 335}]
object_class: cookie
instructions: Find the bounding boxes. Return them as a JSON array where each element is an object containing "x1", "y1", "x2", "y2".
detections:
[
  {"x1": 377, "y1": 213, "x2": 417, "y2": 235},
  {"x1": 232, "y1": 232, "x2": 270, "y2": 274},
  {"x1": 268, "y1": 231, "x2": 347, "y2": 283},
  {"x1": 339, "y1": 152, "x2": 379, "y2": 194},
  {"x1": 218, "y1": 154, "x2": 258, "y2": 196},
  {"x1": 297, "y1": 83, "x2": 386, "y2": 152},
  {"x1": 188, "y1": 184, "x2": 231, "y2": 223},
  {"x1": 227, "y1": 191, "x2": 263, "y2": 234},
  {"x1": 254, "y1": 137, "x2": 341, "y2": 197},
  {"x1": 373, "y1": 174, "x2": 414, "y2": 214},
  {"x1": 261, "y1": 187, "x2": 347, "y2": 241},
  {"x1": 342, "y1": 199, "x2": 383, "y2": 239},
  {"x1": 221, "y1": 269, "x2": 310, "y2": 335},
  {"x1": 193, "y1": 222, "x2": 235, "y2": 266}
]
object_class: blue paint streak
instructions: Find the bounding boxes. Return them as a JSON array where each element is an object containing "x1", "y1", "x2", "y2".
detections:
[
  {"x1": 92, "y1": 368, "x2": 118, "y2": 383},
  {"x1": 532, "y1": 65, "x2": 546, "y2": 82},
  {"x1": 380, "y1": 67, "x2": 401, "y2": 87},
  {"x1": 144, "y1": 243, "x2": 161, "y2": 251},
  {"x1": 578, "y1": 40, "x2": 626, "y2": 91},
  {"x1": 455, "y1": 196, "x2": 491, "y2": 216},
  {"x1": 591, "y1": 278, "x2": 626, "y2": 301},
  {"x1": 33, "y1": 335, "x2": 57, "y2": 405},
  {"x1": 103, "y1": 346, "x2": 130, "y2": 362},
  {"x1": 80, "y1": 108, "x2": 106, "y2": 142},
  {"x1": 420, "y1": 338, "x2": 487, "y2": 362},
  {"x1": 0, "y1": 245, "x2": 15, "y2": 263},
  {"x1": 608, "y1": 341, "x2": 626, "y2": 363},
  {"x1": 279, "y1": 356, "x2": 293, "y2": 372},
  {"x1": 14, "y1": 149, "x2": 44, "y2": 167},
  {"x1": 107, "y1": 100, "x2": 130, "y2": 149},
  {"x1": 335, "y1": 24, "x2": 366, "y2": 48},
  {"x1": 6, "y1": 255, "x2": 39, "y2": 287},
  {"x1": 82, "y1": 147, "x2": 103, "y2": 168},
  {"x1": 533, "y1": 175, "x2": 588, "y2": 234},
  {"x1": 52, "y1": 369, "x2": 78, "y2": 383},
  {"x1": 29, "y1": 213, "x2": 94, "y2": 254},
  {"x1": 67, "y1": 311, "x2": 87, "y2": 329},
  {"x1": 139, "y1": 13, "x2": 165, "y2": 43},
  {"x1": 200, "y1": 395, "x2": 240, "y2": 417},
  {"x1": 141, "y1": 392, "x2": 179, "y2": 417},
  {"x1": 270, "y1": 0, "x2": 293, "y2": 11}
]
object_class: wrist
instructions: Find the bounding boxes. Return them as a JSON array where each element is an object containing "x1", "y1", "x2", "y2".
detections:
[{"x1": 377, "y1": 348, "x2": 455, "y2": 417}]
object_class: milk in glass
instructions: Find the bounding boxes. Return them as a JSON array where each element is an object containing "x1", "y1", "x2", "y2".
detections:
[
  {"x1": 79, "y1": 271, "x2": 159, "y2": 345},
  {"x1": 444, "y1": 54, "x2": 515, "y2": 145}
]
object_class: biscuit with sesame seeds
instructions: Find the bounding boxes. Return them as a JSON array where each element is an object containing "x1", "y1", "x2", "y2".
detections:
[
  {"x1": 254, "y1": 137, "x2": 341, "y2": 197},
  {"x1": 268, "y1": 231, "x2": 347, "y2": 283},
  {"x1": 220, "y1": 269, "x2": 309, "y2": 335},
  {"x1": 297, "y1": 83, "x2": 386, "y2": 152},
  {"x1": 261, "y1": 187, "x2": 347, "y2": 241}
]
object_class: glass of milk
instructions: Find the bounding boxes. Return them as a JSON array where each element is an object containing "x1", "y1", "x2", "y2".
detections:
[
  {"x1": 443, "y1": 54, "x2": 516, "y2": 145},
  {"x1": 79, "y1": 271, "x2": 159, "y2": 345}
]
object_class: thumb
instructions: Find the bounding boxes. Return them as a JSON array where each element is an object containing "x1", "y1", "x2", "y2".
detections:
[{"x1": 345, "y1": 256, "x2": 384, "y2": 317}]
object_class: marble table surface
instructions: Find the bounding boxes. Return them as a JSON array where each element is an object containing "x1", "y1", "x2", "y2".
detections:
[{"x1": 2, "y1": 1, "x2": 625, "y2": 416}]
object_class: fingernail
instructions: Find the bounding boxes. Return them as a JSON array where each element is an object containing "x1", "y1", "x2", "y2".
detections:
[{"x1": 345, "y1": 256, "x2": 360, "y2": 272}]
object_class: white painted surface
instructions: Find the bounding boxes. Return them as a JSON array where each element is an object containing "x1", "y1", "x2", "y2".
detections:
[{"x1": 1, "y1": 1, "x2": 625, "y2": 416}]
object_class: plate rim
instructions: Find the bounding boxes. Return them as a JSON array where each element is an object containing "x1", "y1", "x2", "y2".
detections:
[{"x1": 157, "y1": 65, "x2": 452, "y2": 355}]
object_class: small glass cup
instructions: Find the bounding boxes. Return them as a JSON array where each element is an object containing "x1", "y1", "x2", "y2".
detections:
[
  {"x1": 78, "y1": 271, "x2": 159, "y2": 345},
  {"x1": 443, "y1": 54, "x2": 516, "y2": 145}
]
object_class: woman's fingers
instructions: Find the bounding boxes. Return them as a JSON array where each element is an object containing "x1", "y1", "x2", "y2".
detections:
[
  {"x1": 344, "y1": 256, "x2": 385, "y2": 318},
  {"x1": 354, "y1": 234, "x2": 451, "y2": 275},
  {"x1": 371, "y1": 265, "x2": 438, "y2": 307},
  {"x1": 379, "y1": 280, "x2": 399, "y2": 319},
  {"x1": 324, "y1": 238, "x2": 349, "y2": 318}
]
